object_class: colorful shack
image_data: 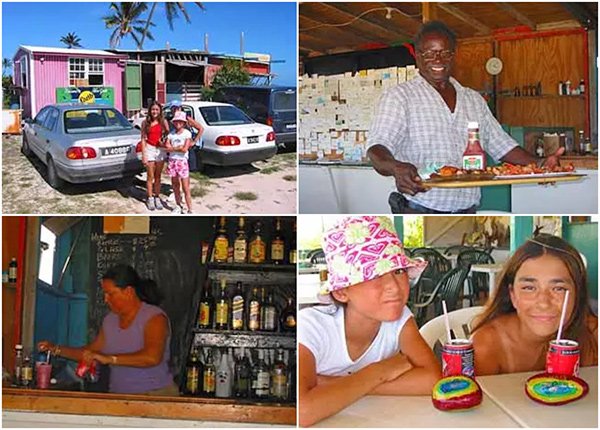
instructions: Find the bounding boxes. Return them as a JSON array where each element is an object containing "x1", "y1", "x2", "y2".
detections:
[{"x1": 12, "y1": 46, "x2": 128, "y2": 119}]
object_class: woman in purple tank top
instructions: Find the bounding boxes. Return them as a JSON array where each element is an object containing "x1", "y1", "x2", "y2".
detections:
[{"x1": 38, "y1": 265, "x2": 177, "y2": 395}]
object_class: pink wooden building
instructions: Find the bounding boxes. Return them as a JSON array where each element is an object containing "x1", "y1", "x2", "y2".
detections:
[{"x1": 12, "y1": 45, "x2": 128, "y2": 119}]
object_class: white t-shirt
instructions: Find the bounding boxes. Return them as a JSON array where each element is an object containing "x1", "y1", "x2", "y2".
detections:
[
  {"x1": 298, "y1": 304, "x2": 413, "y2": 376},
  {"x1": 168, "y1": 129, "x2": 192, "y2": 160}
]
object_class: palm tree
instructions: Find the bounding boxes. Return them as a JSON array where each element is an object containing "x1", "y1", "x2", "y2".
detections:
[
  {"x1": 2, "y1": 58, "x2": 13, "y2": 76},
  {"x1": 60, "y1": 32, "x2": 83, "y2": 49},
  {"x1": 103, "y1": 2, "x2": 154, "y2": 49},
  {"x1": 138, "y1": 2, "x2": 205, "y2": 48}
]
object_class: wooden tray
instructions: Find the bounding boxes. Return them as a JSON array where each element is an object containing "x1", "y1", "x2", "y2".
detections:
[{"x1": 423, "y1": 174, "x2": 586, "y2": 188}]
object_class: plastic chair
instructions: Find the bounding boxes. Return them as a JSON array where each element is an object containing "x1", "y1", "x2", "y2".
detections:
[
  {"x1": 309, "y1": 249, "x2": 326, "y2": 265},
  {"x1": 412, "y1": 267, "x2": 470, "y2": 327},
  {"x1": 411, "y1": 248, "x2": 451, "y2": 297},
  {"x1": 457, "y1": 250, "x2": 495, "y2": 306},
  {"x1": 443, "y1": 245, "x2": 472, "y2": 257},
  {"x1": 419, "y1": 306, "x2": 484, "y2": 360}
]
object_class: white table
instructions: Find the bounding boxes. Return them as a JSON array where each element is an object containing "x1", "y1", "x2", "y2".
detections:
[
  {"x1": 312, "y1": 393, "x2": 520, "y2": 428},
  {"x1": 477, "y1": 366, "x2": 597, "y2": 428},
  {"x1": 469, "y1": 263, "x2": 505, "y2": 297}
]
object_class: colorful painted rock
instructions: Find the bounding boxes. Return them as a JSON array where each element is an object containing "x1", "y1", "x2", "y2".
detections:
[
  {"x1": 432, "y1": 376, "x2": 483, "y2": 411},
  {"x1": 525, "y1": 373, "x2": 588, "y2": 406}
]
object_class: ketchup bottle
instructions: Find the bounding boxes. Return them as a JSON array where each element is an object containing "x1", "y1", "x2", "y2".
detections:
[{"x1": 463, "y1": 121, "x2": 486, "y2": 170}]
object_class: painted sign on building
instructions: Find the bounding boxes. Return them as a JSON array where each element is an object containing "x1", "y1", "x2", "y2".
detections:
[{"x1": 56, "y1": 87, "x2": 115, "y2": 106}]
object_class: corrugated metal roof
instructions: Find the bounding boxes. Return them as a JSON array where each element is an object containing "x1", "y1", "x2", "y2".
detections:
[{"x1": 20, "y1": 45, "x2": 126, "y2": 57}]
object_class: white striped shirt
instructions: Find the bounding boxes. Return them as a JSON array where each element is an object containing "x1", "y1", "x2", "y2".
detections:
[{"x1": 368, "y1": 74, "x2": 518, "y2": 211}]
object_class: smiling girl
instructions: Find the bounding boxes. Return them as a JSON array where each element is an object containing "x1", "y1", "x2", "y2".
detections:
[
  {"x1": 298, "y1": 216, "x2": 440, "y2": 427},
  {"x1": 471, "y1": 234, "x2": 598, "y2": 376}
]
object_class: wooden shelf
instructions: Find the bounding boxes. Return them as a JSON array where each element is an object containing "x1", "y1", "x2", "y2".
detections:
[
  {"x1": 207, "y1": 262, "x2": 296, "y2": 273},
  {"x1": 497, "y1": 94, "x2": 586, "y2": 100},
  {"x1": 192, "y1": 329, "x2": 296, "y2": 349}
]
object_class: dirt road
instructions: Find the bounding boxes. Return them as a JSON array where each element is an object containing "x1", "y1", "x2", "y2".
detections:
[{"x1": 2, "y1": 135, "x2": 297, "y2": 214}]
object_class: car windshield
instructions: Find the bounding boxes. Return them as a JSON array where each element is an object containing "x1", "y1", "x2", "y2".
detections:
[
  {"x1": 64, "y1": 108, "x2": 133, "y2": 133},
  {"x1": 199, "y1": 105, "x2": 254, "y2": 126},
  {"x1": 273, "y1": 90, "x2": 296, "y2": 111}
]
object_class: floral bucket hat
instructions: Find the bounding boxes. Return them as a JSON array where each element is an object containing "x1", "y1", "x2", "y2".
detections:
[{"x1": 319, "y1": 216, "x2": 427, "y2": 302}]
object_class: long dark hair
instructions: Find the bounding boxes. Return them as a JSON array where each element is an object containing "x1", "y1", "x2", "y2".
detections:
[
  {"x1": 142, "y1": 100, "x2": 168, "y2": 139},
  {"x1": 102, "y1": 264, "x2": 163, "y2": 306},
  {"x1": 472, "y1": 234, "x2": 597, "y2": 362}
]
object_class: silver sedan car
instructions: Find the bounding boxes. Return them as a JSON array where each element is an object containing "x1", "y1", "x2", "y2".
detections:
[{"x1": 22, "y1": 103, "x2": 142, "y2": 189}]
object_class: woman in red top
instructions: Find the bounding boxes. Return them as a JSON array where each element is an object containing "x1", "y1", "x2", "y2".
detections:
[{"x1": 141, "y1": 101, "x2": 170, "y2": 210}]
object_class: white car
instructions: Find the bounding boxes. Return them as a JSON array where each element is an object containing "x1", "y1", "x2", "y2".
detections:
[{"x1": 136, "y1": 101, "x2": 277, "y2": 169}]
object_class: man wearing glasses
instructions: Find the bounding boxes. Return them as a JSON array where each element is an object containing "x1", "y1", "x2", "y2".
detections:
[{"x1": 367, "y1": 21, "x2": 562, "y2": 214}]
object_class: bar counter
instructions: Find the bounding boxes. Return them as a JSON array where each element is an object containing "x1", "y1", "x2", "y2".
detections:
[{"x1": 2, "y1": 388, "x2": 295, "y2": 426}]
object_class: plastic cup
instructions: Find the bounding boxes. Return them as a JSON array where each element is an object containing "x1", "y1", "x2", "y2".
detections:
[{"x1": 36, "y1": 362, "x2": 52, "y2": 389}]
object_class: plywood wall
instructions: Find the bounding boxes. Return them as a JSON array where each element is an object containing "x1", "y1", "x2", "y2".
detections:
[{"x1": 454, "y1": 39, "x2": 494, "y2": 92}]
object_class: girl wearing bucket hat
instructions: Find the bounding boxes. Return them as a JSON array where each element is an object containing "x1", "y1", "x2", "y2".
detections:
[
  {"x1": 298, "y1": 216, "x2": 441, "y2": 427},
  {"x1": 165, "y1": 111, "x2": 193, "y2": 214}
]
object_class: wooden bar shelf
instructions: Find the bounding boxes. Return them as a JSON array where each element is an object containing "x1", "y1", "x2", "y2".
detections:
[
  {"x1": 207, "y1": 262, "x2": 296, "y2": 273},
  {"x1": 192, "y1": 329, "x2": 295, "y2": 349}
]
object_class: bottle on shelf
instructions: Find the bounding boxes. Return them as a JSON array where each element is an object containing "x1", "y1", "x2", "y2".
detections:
[
  {"x1": 270, "y1": 349, "x2": 288, "y2": 401},
  {"x1": 261, "y1": 289, "x2": 277, "y2": 332},
  {"x1": 233, "y1": 217, "x2": 248, "y2": 264},
  {"x1": 247, "y1": 287, "x2": 261, "y2": 332},
  {"x1": 280, "y1": 297, "x2": 296, "y2": 332},
  {"x1": 565, "y1": 80, "x2": 571, "y2": 95},
  {"x1": 234, "y1": 347, "x2": 251, "y2": 398},
  {"x1": 231, "y1": 281, "x2": 245, "y2": 330},
  {"x1": 202, "y1": 348, "x2": 216, "y2": 396},
  {"x1": 185, "y1": 347, "x2": 202, "y2": 395},
  {"x1": 21, "y1": 355, "x2": 33, "y2": 388},
  {"x1": 8, "y1": 258, "x2": 17, "y2": 284},
  {"x1": 558, "y1": 81, "x2": 564, "y2": 95},
  {"x1": 214, "y1": 216, "x2": 229, "y2": 263},
  {"x1": 197, "y1": 280, "x2": 214, "y2": 329},
  {"x1": 270, "y1": 218, "x2": 285, "y2": 265},
  {"x1": 253, "y1": 349, "x2": 270, "y2": 400},
  {"x1": 578, "y1": 130, "x2": 586, "y2": 155},
  {"x1": 462, "y1": 121, "x2": 485, "y2": 170},
  {"x1": 579, "y1": 79, "x2": 585, "y2": 95},
  {"x1": 289, "y1": 221, "x2": 297, "y2": 265},
  {"x1": 14, "y1": 344, "x2": 23, "y2": 386},
  {"x1": 248, "y1": 221, "x2": 266, "y2": 264},
  {"x1": 216, "y1": 349, "x2": 233, "y2": 398},
  {"x1": 215, "y1": 279, "x2": 229, "y2": 330}
]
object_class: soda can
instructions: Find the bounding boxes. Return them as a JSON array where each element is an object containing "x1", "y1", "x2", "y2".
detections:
[
  {"x1": 546, "y1": 340, "x2": 580, "y2": 376},
  {"x1": 75, "y1": 360, "x2": 89, "y2": 379},
  {"x1": 75, "y1": 360, "x2": 99, "y2": 382},
  {"x1": 442, "y1": 339, "x2": 475, "y2": 377}
]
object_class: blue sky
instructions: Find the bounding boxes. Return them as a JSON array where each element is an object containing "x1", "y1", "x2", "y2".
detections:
[{"x1": 2, "y1": 2, "x2": 297, "y2": 85}]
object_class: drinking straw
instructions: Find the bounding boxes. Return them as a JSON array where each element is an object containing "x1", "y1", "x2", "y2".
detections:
[
  {"x1": 556, "y1": 290, "x2": 570, "y2": 342},
  {"x1": 442, "y1": 300, "x2": 451, "y2": 343},
  {"x1": 46, "y1": 350, "x2": 51, "y2": 363}
]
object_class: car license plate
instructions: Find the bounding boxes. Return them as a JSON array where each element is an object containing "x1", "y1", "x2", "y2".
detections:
[
  {"x1": 247, "y1": 136, "x2": 259, "y2": 144},
  {"x1": 286, "y1": 124, "x2": 296, "y2": 129},
  {"x1": 101, "y1": 145, "x2": 131, "y2": 156}
]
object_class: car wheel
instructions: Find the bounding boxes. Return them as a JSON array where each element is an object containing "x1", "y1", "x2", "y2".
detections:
[
  {"x1": 46, "y1": 157, "x2": 64, "y2": 189},
  {"x1": 21, "y1": 134, "x2": 32, "y2": 157},
  {"x1": 195, "y1": 151, "x2": 206, "y2": 173}
]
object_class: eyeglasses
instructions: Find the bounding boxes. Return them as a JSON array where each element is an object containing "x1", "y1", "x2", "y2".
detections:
[{"x1": 418, "y1": 50, "x2": 455, "y2": 61}]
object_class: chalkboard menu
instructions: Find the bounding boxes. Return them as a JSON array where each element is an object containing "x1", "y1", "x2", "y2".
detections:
[{"x1": 88, "y1": 217, "x2": 214, "y2": 380}]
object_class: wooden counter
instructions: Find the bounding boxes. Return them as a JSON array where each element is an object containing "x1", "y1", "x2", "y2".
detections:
[
  {"x1": 562, "y1": 155, "x2": 598, "y2": 169},
  {"x1": 2, "y1": 388, "x2": 296, "y2": 426}
]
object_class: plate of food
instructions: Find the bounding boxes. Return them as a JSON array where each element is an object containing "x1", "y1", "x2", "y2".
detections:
[
  {"x1": 491, "y1": 162, "x2": 576, "y2": 180},
  {"x1": 427, "y1": 165, "x2": 495, "y2": 182}
]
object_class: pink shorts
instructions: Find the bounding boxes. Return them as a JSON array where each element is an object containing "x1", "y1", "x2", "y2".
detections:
[{"x1": 167, "y1": 159, "x2": 189, "y2": 179}]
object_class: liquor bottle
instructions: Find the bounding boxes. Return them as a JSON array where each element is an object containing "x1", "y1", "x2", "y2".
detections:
[
  {"x1": 261, "y1": 289, "x2": 277, "y2": 332},
  {"x1": 14, "y1": 344, "x2": 23, "y2": 386},
  {"x1": 462, "y1": 122, "x2": 485, "y2": 170},
  {"x1": 280, "y1": 297, "x2": 296, "y2": 332},
  {"x1": 21, "y1": 355, "x2": 33, "y2": 388},
  {"x1": 215, "y1": 279, "x2": 229, "y2": 330},
  {"x1": 253, "y1": 350, "x2": 270, "y2": 400},
  {"x1": 233, "y1": 217, "x2": 248, "y2": 264},
  {"x1": 270, "y1": 349, "x2": 288, "y2": 401},
  {"x1": 8, "y1": 258, "x2": 17, "y2": 283},
  {"x1": 216, "y1": 350, "x2": 232, "y2": 398},
  {"x1": 578, "y1": 130, "x2": 586, "y2": 155},
  {"x1": 185, "y1": 347, "x2": 202, "y2": 395},
  {"x1": 231, "y1": 281, "x2": 245, "y2": 330},
  {"x1": 197, "y1": 280, "x2": 214, "y2": 329},
  {"x1": 214, "y1": 216, "x2": 229, "y2": 263},
  {"x1": 202, "y1": 349, "x2": 216, "y2": 396},
  {"x1": 234, "y1": 347, "x2": 251, "y2": 398},
  {"x1": 289, "y1": 221, "x2": 297, "y2": 265},
  {"x1": 248, "y1": 221, "x2": 266, "y2": 264},
  {"x1": 247, "y1": 287, "x2": 261, "y2": 332},
  {"x1": 270, "y1": 218, "x2": 285, "y2": 265}
]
